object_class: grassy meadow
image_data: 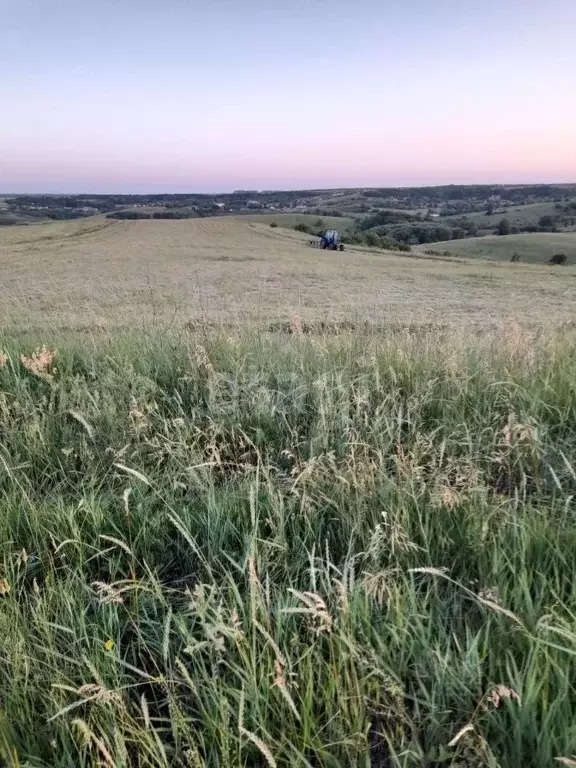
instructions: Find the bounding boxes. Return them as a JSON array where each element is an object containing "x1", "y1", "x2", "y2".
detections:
[
  {"x1": 423, "y1": 232, "x2": 576, "y2": 264},
  {"x1": 442, "y1": 202, "x2": 570, "y2": 232},
  {"x1": 0, "y1": 217, "x2": 576, "y2": 767}
]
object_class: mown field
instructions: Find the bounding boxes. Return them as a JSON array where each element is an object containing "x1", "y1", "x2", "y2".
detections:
[
  {"x1": 426, "y1": 232, "x2": 576, "y2": 264},
  {"x1": 231, "y1": 212, "x2": 357, "y2": 232},
  {"x1": 0, "y1": 218, "x2": 575, "y2": 767},
  {"x1": 1, "y1": 217, "x2": 575, "y2": 331}
]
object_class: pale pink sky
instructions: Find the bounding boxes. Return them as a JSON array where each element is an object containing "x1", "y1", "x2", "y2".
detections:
[{"x1": 2, "y1": 0, "x2": 576, "y2": 192}]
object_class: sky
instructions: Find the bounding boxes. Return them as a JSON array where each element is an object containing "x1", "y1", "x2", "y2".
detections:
[{"x1": 1, "y1": 0, "x2": 576, "y2": 193}]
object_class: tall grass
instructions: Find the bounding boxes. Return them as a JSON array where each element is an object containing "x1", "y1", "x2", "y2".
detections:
[{"x1": 0, "y1": 328, "x2": 575, "y2": 767}]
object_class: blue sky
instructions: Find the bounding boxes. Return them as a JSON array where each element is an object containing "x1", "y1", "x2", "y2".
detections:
[{"x1": 2, "y1": 0, "x2": 575, "y2": 192}]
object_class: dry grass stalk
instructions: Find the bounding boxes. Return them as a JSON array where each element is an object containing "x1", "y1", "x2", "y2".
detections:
[
  {"x1": 333, "y1": 577, "x2": 350, "y2": 615},
  {"x1": 448, "y1": 723, "x2": 475, "y2": 747},
  {"x1": 362, "y1": 569, "x2": 397, "y2": 606},
  {"x1": 72, "y1": 718, "x2": 115, "y2": 767},
  {"x1": 488, "y1": 684, "x2": 521, "y2": 708},
  {"x1": 438, "y1": 485, "x2": 461, "y2": 509},
  {"x1": 254, "y1": 619, "x2": 285, "y2": 666},
  {"x1": 129, "y1": 398, "x2": 149, "y2": 432},
  {"x1": 76, "y1": 684, "x2": 122, "y2": 705},
  {"x1": 290, "y1": 314, "x2": 303, "y2": 336},
  {"x1": 285, "y1": 589, "x2": 333, "y2": 634},
  {"x1": 502, "y1": 411, "x2": 536, "y2": 447},
  {"x1": 140, "y1": 693, "x2": 150, "y2": 729},
  {"x1": 192, "y1": 344, "x2": 215, "y2": 373},
  {"x1": 20, "y1": 346, "x2": 56, "y2": 380},
  {"x1": 239, "y1": 727, "x2": 277, "y2": 768},
  {"x1": 368, "y1": 512, "x2": 420, "y2": 559},
  {"x1": 92, "y1": 581, "x2": 124, "y2": 605},
  {"x1": 272, "y1": 659, "x2": 300, "y2": 721}
]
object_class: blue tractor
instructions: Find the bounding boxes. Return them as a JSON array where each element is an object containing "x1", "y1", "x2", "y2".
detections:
[{"x1": 320, "y1": 230, "x2": 344, "y2": 251}]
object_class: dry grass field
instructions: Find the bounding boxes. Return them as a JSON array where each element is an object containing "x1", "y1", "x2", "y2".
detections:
[
  {"x1": 231, "y1": 212, "x2": 357, "y2": 231},
  {"x1": 1, "y1": 216, "x2": 575, "y2": 331}
]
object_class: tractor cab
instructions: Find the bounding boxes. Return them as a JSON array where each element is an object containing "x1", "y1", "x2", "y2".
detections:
[{"x1": 320, "y1": 230, "x2": 344, "y2": 251}]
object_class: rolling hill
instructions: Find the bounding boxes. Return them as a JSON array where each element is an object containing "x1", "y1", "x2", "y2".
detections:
[
  {"x1": 231, "y1": 212, "x2": 356, "y2": 232},
  {"x1": 422, "y1": 232, "x2": 576, "y2": 263}
]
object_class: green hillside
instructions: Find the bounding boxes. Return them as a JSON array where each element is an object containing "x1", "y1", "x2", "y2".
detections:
[
  {"x1": 425, "y1": 232, "x2": 576, "y2": 263},
  {"x1": 442, "y1": 201, "x2": 575, "y2": 230}
]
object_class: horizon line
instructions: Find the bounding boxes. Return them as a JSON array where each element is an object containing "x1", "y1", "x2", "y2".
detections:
[{"x1": 5, "y1": 179, "x2": 576, "y2": 196}]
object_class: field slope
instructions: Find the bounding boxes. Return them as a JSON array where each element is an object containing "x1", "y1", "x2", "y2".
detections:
[
  {"x1": 1, "y1": 216, "x2": 575, "y2": 331},
  {"x1": 231, "y1": 211, "x2": 356, "y2": 231},
  {"x1": 426, "y1": 232, "x2": 576, "y2": 263}
]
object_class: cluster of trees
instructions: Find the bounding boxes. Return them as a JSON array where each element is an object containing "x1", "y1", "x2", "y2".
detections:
[
  {"x1": 107, "y1": 210, "x2": 204, "y2": 220},
  {"x1": 359, "y1": 210, "x2": 418, "y2": 229},
  {"x1": 360, "y1": 184, "x2": 576, "y2": 209},
  {"x1": 293, "y1": 223, "x2": 411, "y2": 251},
  {"x1": 377, "y1": 224, "x2": 471, "y2": 245},
  {"x1": 107, "y1": 211, "x2": 152, "y2": 220},
  {"x1": 6, "y1": 195, "x2": 116, "y2": 218},
  {"x1": 496, "y1": 212, "x2": 576, "y2": 236},
  {"x1": 0, "y1": 215, "x2": 20, "y2": 226},
  {"x1": 343, "y1": 232, "x2": 411, "y2": 251},
  {"x1": 356, "y1": 209, "x2": 479, "y2": 245},
  {"x1": 312, "y1": 208, "x2": 345, "y2": 218},
  {"x1": 556, "y1": 201, "x2": 576, "y2": 213}
]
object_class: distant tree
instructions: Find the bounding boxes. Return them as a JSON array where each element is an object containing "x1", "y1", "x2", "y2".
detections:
[
  {"x1": 466, "y1": 221, "x2": 479, "y2": 235},
  {"x1": 538, "y1": 214, "x2": 556, "y2": 229},
  {"x1": 498, "y1": 218, "x2": 510, "y2": 236},
  {"x1": 485, "y1": 205, "x2": 494, "y2": 216},
  {"x1": 434, "y1": 226, "x2": 453, "y2": 241},
  {"x1": 365, "y1": 232, "x2": 381, "y2": 248},
  {"x1": 549, "y1": 253, "x2": 567, "y2": 265}
]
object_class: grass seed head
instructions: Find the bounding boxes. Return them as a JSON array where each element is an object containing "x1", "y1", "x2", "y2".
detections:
[{"x1": 20, "y1": 346, "x2": 56, "y2": 380}]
